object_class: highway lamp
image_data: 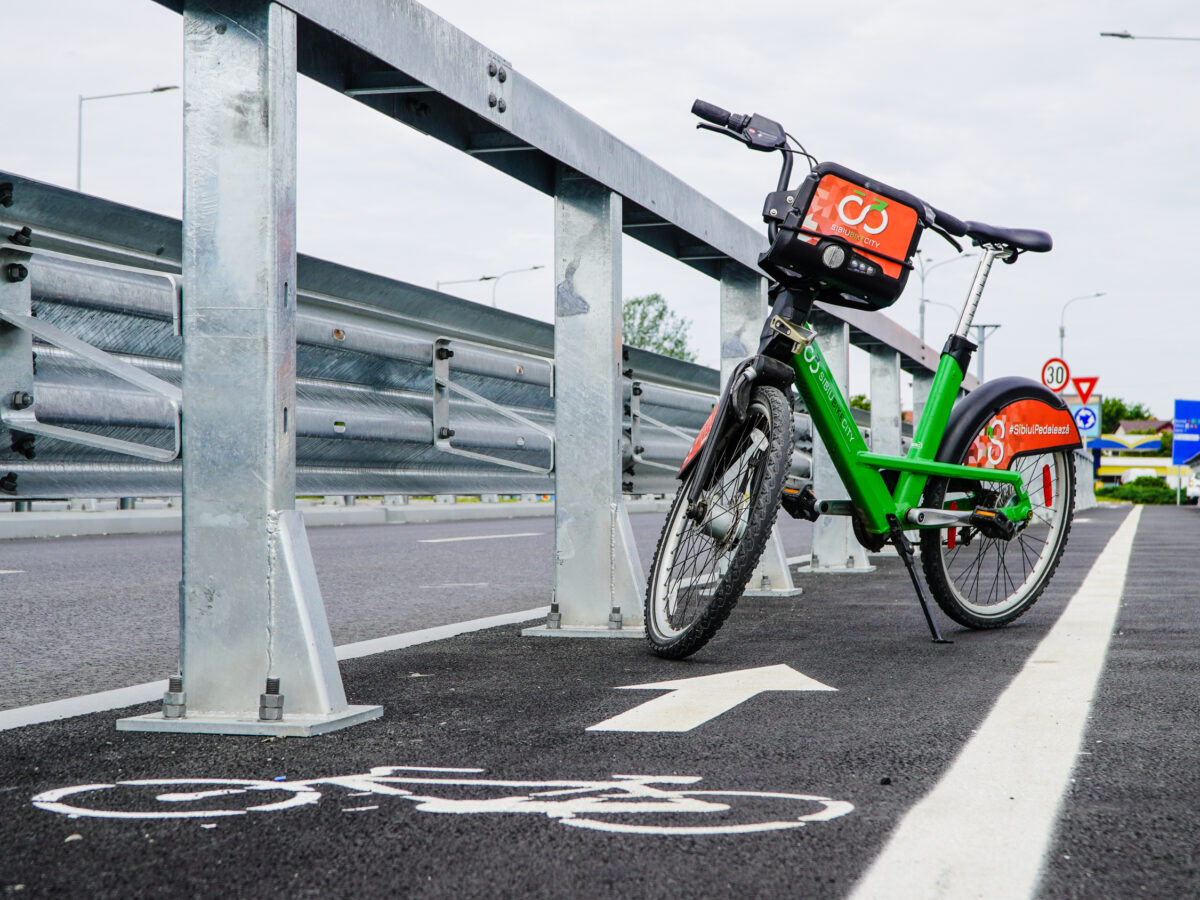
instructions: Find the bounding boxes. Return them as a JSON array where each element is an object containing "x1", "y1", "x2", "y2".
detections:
[
  {"x1": 488, "y1": 266, "x2": 544, "y2": 306},
  {"x1": 76, "y1": 85, "x2": 180, "y2": 191},
  {"x1": 1101, "y1": 30, "x2": 1200, "y2": 41},
  {"x1": 1058, "y1": 292, "x2": 1106, "y2": 359},
  {"x1": 436, "y1": 265, "x2": 544, "y2": 306},
  {"x1": 914, "y1": 250, "x2": 976, "y2": 343}
]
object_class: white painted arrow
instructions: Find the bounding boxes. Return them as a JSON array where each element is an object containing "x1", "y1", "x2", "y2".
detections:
[{"x1": 587, "y1": 664, "x2": 836, "y2": 733}]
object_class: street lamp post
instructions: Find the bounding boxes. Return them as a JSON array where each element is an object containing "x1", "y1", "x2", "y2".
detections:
[
  {"x1": 76, "y1": 85, "x2": 180, "y2": 191},
  {"x1": 970, "y1": 323, "x2": 1001, "y2": 381},
  {"x1": 914, "y1": 250, "x2": 976, "y2": 343},
  {"x1": 436, "y1": 265, "x2": 544, "y2": 306},
  {"x1": 1101, "y1": 30, "x2": 1200, "y2": 41},
  {"x1": 489, "y1": 266, "x2": 544, "y2": 306},
  {"x1": 1058, "y1": 292, "x2": 1106, "y2": 359}
]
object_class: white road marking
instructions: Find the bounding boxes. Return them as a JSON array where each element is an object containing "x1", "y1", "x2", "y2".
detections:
[
  {"x1": 419, "y1": 532, "x2": 543, "y2": 544},
  {"x1": 0, "y1": 606, "x2": 549, "y2": 732},
  {"x1": 0, "y1": 569, "x2": 25, "y2": 575},
  {"x1": 417, "y1": 582, "x2": 488, "y2": 589},
  {"x1": 334, "y1": 607, "x2": 548, "y2": 661},
  {"x1": 849, "y1": 505, "x2": 1143, "y2": 900},
  {"x1": 587, "y1": 664, "x2": 836, "y2": 733}
]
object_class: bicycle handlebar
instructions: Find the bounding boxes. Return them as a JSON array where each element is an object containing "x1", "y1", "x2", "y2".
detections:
[
  {"x1": 691, "y1": 99, "x2": 750, "y2": 133},
  {"x1": 691, "y1": 98, "x2": 969, "y2": 249},
  {"x1": 928, "y1": 206, "x2": 968, "y2": 238}
]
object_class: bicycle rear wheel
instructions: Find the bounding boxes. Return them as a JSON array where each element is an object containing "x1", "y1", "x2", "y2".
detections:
[
  {"x1": 645, "y1": 385, "x2": 791, "y2": 659},
  {"x1": 920, "y1": 447, "x2": 1075, "y2": 629}
]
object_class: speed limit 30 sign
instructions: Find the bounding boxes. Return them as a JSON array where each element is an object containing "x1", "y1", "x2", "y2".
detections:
[{"x1": 1041, "y1": 358, "x2": 1070, "y2": 393}]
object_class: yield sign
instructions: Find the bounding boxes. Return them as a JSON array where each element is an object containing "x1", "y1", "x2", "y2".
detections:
[
  {"x1": 1072, "y1": 377, "x2": 1098, "y2": 406},
  {"x1": 586, "y1": 664, "x2": 836, "y2": 733}
]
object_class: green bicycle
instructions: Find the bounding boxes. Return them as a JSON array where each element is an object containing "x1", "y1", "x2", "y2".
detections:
[{"x1": 644, "y1": 100, "x2": 1082, "y2": 659}]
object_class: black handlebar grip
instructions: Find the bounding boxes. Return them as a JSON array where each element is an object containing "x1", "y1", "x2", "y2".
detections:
[
  {"x1": 930, "y1": 206, "x2": 968, "y2": 237},
  {"x1": 692, "y1": 99, "x2": 733, "y2": 128}
]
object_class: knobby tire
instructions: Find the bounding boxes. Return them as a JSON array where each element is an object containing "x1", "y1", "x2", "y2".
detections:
[{"x1": 644, "y1": 385, "x2": 792, "y2": 659}]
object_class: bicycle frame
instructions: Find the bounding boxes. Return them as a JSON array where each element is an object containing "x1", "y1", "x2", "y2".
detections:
[{"x1": 784, "y1": 246, "x2": 1029, "y2": 538}]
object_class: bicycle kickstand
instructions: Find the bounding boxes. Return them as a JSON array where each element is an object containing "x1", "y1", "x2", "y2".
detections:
[{"x1": 886, "y1": 514, "x2": 951, "y2": 644}]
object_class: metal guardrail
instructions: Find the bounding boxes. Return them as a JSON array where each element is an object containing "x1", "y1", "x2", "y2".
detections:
[
  {"x1": 146, "y1": 0, "x2": 970, "y2": 384},
  {"x1": 0, "y1": 176, "x2": 822, "y2": 501},
  {"x1": 0, "y1": 177, "x2": 744, "y2": 499},
  {"x1": 0, "y1": 0, "x2": 950, "y2": 736}
]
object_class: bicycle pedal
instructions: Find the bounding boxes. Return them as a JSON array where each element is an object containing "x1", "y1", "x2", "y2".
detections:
[
  {"x1": 968, "y1": 508, "x2": 1018, "y2": 540},
  {"x1": 781, "y1": 484, "x2": 819, "y2": 521}
]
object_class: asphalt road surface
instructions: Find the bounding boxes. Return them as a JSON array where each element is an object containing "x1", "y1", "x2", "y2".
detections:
[
  {"x1": 0, "y1": 503, "x2": 1196, "y2": 898},
  {"x1": 0, "y1": 511, "x2": 813, "y2": 711}
]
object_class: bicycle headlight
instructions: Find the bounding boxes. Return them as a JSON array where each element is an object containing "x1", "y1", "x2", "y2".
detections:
[{"x1": 820, "y1": 243, "x2": 846, "y2": 269}]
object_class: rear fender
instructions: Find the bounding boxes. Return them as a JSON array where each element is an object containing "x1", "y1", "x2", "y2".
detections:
[{"x1": 937, "y1": 376, "x2": 1082, "y2": 470}]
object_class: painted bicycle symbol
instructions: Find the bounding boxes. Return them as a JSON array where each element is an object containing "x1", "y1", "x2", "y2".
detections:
[{"x1": 32, "y1": 766, "x2": 854, "y2": 836}]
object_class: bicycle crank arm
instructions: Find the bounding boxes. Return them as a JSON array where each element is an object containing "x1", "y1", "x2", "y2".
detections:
[
  {"x1": 907, "y1": 506, "x2": 1021, "y2": 538},
  {"x1": 815, "y1": 499, "x2": 856, "y2": 517},
  {"x1": 906, "y1": 507, "x2": 975, "y2": 527}
]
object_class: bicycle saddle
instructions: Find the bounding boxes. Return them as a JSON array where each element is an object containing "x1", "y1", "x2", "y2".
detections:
[{"x1": 963, "y1": 221, "x2": 1053, "y2": 253}]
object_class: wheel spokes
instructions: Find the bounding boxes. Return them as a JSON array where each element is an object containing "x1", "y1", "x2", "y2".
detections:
[{"x1": 940, "y1": 451, "x2": 1069, "y2": 615}]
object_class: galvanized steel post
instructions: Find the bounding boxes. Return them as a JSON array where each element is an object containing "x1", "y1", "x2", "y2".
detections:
[
  {"x1": 912, "y1": 371, "x2": 935, "y2": 430},
  {"x1": 525, "y1": 166, "x2": 643, "y2": 637},
  {"x1": 120, "y1": 0, "x2": 379, "y2": 735},
  {"x1": 0, "y1": 246, "x2": 34, "y2": 497},
  {"x1": 808, "y1": 322, "x2": 874, "y2": 574},
  {"x1": 869, "y1": 349, "x2": 903, "y2": 457},
  {"x1": 718, "y1": 261, "x2": 764, "y2": 386}
]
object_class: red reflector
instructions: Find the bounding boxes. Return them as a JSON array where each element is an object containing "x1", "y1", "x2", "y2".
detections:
[
  {"x1": 1042, "y1": 464, "x2": 1053, "y2": 508},
  {"x1": 948, "y1": 501, "x2": 957, "y2": 549}
]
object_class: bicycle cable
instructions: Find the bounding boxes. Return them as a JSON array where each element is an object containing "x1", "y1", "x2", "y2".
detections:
[{"x1": 784, "y1": 133, "x2": 818, "y2": 171}]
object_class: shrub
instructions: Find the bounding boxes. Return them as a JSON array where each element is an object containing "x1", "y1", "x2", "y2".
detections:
[{"x1": 1096, "y1": 476, "x2": 1178, "y2": 505}]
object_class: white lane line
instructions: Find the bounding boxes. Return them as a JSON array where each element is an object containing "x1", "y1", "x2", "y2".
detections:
[
  {"x1": 0, "y1": 682, "x2": 173, "y2": 734},
  {"x1": 0, "y1": 569, "x2": 25, "y2": 575},
  {"x1": 419, "y1": 531, "x2": 543, "y2": 544},
  {"x1": 416, "y1": 582, "x2": 488, "y2": 589},
  {"x1": 334, "y1": 607, "x2": 548, "y2": 661},
  {"x1": 0, "y1": 606, "x2": 549, "y2": 733},
  {"x1": 849, "y1": 505, "x2": 1143, "y2": 900}
]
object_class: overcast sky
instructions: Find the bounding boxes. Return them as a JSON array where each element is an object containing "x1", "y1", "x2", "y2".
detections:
[{"x1": 2, "y1": 0, "x2": 1198, "y2": 417}]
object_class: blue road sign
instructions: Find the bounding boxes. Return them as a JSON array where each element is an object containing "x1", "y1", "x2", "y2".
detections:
[
  {"x1": 1069, "y1": 403, "x2": 1101, "y2": 439},
  {"x1": 1172, "y1": 399, "x2": 1200, "y2": 465}
]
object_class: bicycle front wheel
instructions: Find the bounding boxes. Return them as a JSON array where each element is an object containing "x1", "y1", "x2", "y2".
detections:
[
  {"x1": 920, "y1": 447, "x2": 1075, "y2": 629},
  {"x1": 645, "y1": 385, "x2": 791, "y2": 659}
]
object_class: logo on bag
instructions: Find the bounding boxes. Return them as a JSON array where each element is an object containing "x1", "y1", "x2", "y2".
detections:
[{"x1": 837, "y1": 190, "x2": 889, "y2": 235}]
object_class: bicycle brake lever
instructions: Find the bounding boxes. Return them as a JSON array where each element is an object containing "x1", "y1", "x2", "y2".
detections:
[
  {"x1": 696, "y1": 122, "x2": 749, "y2": 144},
  {"x1": 929, "y1": 224, "x2": 964, "y2": 254}
]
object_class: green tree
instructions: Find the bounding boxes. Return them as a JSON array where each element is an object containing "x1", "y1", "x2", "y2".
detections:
[
  {"x1": 1100, "y1": 397, "x2": 1154, "y2": 434},
  {"x1": 849, "y1": 394, "x2": 871, "y2": 411},
  {"x1": 623, "y1": 293, "x2": 697, "y2": 362}
]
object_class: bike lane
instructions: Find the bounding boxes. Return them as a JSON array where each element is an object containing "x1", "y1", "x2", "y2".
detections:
[
  {"x1": 0, "y1": 506, "x2": 1133, "y2": 898},
  {"x1": 1039, "y1": 505, "x2": 1200, "y2": 898}
]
